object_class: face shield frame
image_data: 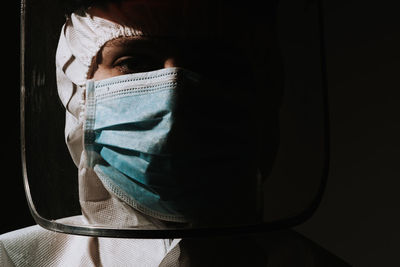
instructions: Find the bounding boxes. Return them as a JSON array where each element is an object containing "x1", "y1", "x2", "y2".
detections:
[{"x1": 20, "y1": 0, "x2": 329, "y2": 238}]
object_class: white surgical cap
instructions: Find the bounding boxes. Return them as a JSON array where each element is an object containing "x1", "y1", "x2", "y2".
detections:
[{"x1": 56, "y1": 11, "x2": 142, "y2": 165}]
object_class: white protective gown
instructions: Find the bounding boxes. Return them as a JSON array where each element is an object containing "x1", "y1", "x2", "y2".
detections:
[{"x1": 0, "y1": 221, "x2": 351, "y2": 267}]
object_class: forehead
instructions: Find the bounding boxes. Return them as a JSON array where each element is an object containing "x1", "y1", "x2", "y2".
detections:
[
  {"x1": 101, "y1": 36, "x2": 179, "y2": 54},
  {"x1": 103, "y1": 36, "x2": 153, "y2": 48},
  {"x1": 87, "y1": 1, "x2": 220, "y2": 39}
]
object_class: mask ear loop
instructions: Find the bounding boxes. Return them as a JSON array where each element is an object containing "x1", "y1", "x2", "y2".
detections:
[
  {"x1": 83, "y1": 79, "x2": 98, "y2": 168},
  {"x1": 78, "y1": 85, "x2": 86, "y2": 126}
]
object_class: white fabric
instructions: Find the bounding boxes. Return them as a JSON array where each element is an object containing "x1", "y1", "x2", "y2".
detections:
[
  {"x1": 0, "y1": 225, "x2": 351, "y2": 267},
  {"x1": 0, "y1": 223, "x2": 180, "y2": 267},
  {"x1": 55, "y1": 11, "x2": 142, "y2": 166}
]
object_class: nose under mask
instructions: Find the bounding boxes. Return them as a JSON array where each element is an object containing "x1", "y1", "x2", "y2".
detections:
[{"x1": 84, "y1": 67, "x2": 260, "y2": 225}]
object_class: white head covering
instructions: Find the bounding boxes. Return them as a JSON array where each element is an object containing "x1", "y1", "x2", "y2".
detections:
[
  {"x1": 56, "y1": 11, "x2": 143, "y2": 165},
  {"x1": 55, "y1": 11, "x2": 167, "y2": 228}
]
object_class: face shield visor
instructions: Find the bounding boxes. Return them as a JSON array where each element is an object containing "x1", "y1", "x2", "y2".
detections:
[{"x1": 20, "y1": 0, "x2": 328, "y2": 238}]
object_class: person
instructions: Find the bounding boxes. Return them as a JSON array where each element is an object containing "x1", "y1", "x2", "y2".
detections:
[
  {"x1": 0, "y1": 0, "x2": 350, "y2": 266},
  {"x1": 56, "y1": 0, "x2": 266, "y2": 228}
]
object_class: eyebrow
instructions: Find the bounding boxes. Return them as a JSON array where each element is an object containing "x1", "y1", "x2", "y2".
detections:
[
  {"x1": 104, "y1": 36, "x2": 157, "y2": 48},
  {"x1": 87, "y1": 36, "x2": 168, "y2": 79}
]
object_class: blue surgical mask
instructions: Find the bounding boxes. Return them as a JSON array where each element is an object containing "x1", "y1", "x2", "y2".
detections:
[{"x1": 84, "y1": 67, "x2": 260, "y2": 224}]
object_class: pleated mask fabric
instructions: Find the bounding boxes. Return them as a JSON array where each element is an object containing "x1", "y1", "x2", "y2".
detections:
[{"x1": 84, "y1": 67, "x2": 261, "y2": 224}]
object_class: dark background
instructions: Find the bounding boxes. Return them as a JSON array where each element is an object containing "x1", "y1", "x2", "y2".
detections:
[
  {"x1": 1, "y1": 1, "x2": 37, "y2": 233},
  {"x1": 2, "y1": 1, "x2": 399, "y2": 266},
  {"x1": 295, "y1": 1, "x2": 400, "y2": 266}
]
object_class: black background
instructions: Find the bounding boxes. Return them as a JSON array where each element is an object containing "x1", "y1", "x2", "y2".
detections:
[
  {"x1": 1, "y1": 2, "x2": 36, "y2": 233},
  {"x1": 2, "y1": 1, "x2": 399, "y2": 266},
  {"x1": 295, "y1": 0, "x2": 400, "y2": 266}
]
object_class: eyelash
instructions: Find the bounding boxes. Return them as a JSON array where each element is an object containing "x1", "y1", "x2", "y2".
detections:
[
  {"x1": 114, "y1": 56, "x2": 163, "y2": 74},
  {"x1": 114, "y1": 57, "x2": 137, "y2": 73}
]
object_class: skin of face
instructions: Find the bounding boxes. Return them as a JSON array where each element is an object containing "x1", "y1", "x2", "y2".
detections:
[
  {"x1": 86, "y1": 0, "x2": 214, "y2": 80},
  {"x1": 87, "y1": 0, "x2": 238, "y2": 80},
  {"x1": 89, "y1": 36, "x2": 180, "y2": 80}
]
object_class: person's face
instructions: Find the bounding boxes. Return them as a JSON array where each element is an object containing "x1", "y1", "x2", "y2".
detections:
[
  {"x1": 87, "y1": 0, "x2": 214, "y2": 81},
  {"x1": 89, "y1": 37, "x2": 181, "y2": 80}
]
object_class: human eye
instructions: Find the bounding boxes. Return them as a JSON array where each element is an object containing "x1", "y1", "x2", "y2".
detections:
[{"x1": 113, "y1": 55, "x2": 163, "y2": 74}]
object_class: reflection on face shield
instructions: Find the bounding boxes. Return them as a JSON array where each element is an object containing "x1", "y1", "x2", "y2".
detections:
[
  {"x1": 1, "y1": 1, "x2": 348, "y2": 266},
  {"x1": 56, "y1": 10, "x2": 263, "y2": 228}
]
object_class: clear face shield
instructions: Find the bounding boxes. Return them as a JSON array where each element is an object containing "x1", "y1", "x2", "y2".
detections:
[{"x1": 20, "y1": 0, "x2": 328, "y2": 238}]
